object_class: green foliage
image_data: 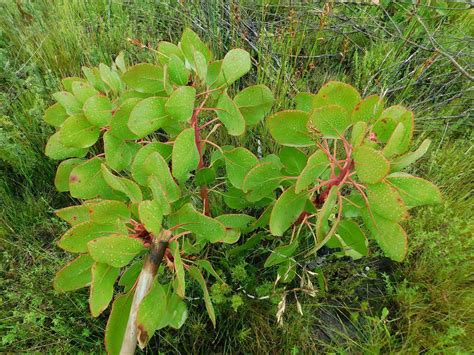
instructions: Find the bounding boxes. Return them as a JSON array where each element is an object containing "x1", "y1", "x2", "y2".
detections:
[
  {"x1": 2, "y1": 2, "x2": 471, "y2": 354},
  {"x1": 42, "y1": 29, "x2": 277, "y2": 352},
  {"x1": 256, "y1": 81, "x2": 441, "y2": 266}
]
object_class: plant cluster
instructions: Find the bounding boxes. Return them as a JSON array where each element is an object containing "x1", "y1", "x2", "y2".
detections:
[{"x1": 43, "y1": 29, "x2": 441, "y2": 354}]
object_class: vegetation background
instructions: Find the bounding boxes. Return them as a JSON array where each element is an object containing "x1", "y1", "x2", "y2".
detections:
[{"x1": 1, "y1": 0, "x2": 472, "y2": 353}]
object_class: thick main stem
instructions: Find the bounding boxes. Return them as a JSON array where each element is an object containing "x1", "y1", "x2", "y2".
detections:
[
  {"x1": 316, "y1": 159, "x2": 354, "y2": 204},
  {"x1": 120, "y1": 231, "x2": 171, "y2": 355}
]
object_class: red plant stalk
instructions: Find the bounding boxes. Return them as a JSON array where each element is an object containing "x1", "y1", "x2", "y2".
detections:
[{"x1": 191, "y1": 94, "x2": 211, "y2": 216}]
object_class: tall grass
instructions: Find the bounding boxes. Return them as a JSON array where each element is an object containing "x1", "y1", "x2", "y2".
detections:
[{"x1": 1, "y1": 0, "x2": 472, "y2": 352}]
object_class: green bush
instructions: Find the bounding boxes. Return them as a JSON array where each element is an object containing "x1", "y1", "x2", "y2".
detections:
[{"x1": 42, "y1": 27, "x2": 443, "y2": 354}]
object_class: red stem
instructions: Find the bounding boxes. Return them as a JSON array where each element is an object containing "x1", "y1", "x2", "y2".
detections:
[
  {"x1": 316, "y1": 159, "x2": 353, "y2": 204},
  {"x1": 191, "y1": 94, "x2": 211, "y2": 216}
]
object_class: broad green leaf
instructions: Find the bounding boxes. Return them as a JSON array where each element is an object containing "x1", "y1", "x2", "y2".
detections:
[
  {"x1": 295, "y1": 92, "x2": 316, "y2": 112},
  {"x1": 89, "y1": 262, "x2": 120, "y2": 317},
  {"x1": 193, "y1": 50, "x2": 208, "y2": 81},
  {"x1": 58, "y1": 221, "x2": 127, "y2": 253},
  {"x1": 88, "y1": 235, "x2": 146, "y2": 267},
  {"x1": 180, "y1": 28, "x2": 212, "y2": 69},
  {"x1": 131, "y1": 142, "x2": 173, "y2": 185},
  {"x1": 168, "y1": 203, "x2": 226, "y2": 243},
  {"x1": 260, "y1": 153, "x2": 283, "y2": 169},
  {"x1": 101, "y1": 164, "x2": 143, "y2": 203},
  {"x1": 172, "y1": 128, "x2": 199, "y2": 183},
  {"x1": 221, "y1": 48, "x2": 251, "y2": 86},
  {"x1": 220, "y1": 227, "x2": 241, "y2": 244},
  {"x1": 312, "y1": 81, "x2": 361, "y2": 113},
  {"x1": 260, "y1": 154, "x2": 280, "y2": 170},
  {"x1": 387, "y1": 174, "x2": 442, "y2": 207},
  {"x1": 383, "y1": 122, "x2": 407, "y2": 158},
  {"x1": 316, "y1": 186, "x2": 338, "y2": 241},
  {"x1": 327, "y1": 220, "x2": 368, "y2": 259},
  {"x1": 367, "y1": 182, "x2": 408, "y2": 222},
  {"x1": 381, "y1": 105, "x2": 413, "y2": 153},
  {"x1": 87, "y1": 200, "x2": 130, "y2": 225},
  {"x1": 118, "y1": 261, "x2": 143, "y2": 292},
  {"x1": 223, "y1": 147, "x2": 258, "y2": 189},
  {"x1": 61, "y1": 77, "x2": 85, "y2": 92},
  {"x1": 188, "y1": 266, "x2": 215, "y2": 327},
  {"x1": 234, "y1": 85, "x2": 274, "y2": 126},
  {"x1": 116, "y1": 90, "x2": 152, "y2": 103},
  {"x1": 267, "y1": 110, "x2": 313, "y2": 147},
  {"x1": 122, "y1": 63, "x2": 167, "y2": 93},
  {"x1": 242, "y1": 162, "x2": 282, "y2": 201},
  {"x1": 206, "y1": 60, "x2": 223, "y2": 87},
  {"x1": 59, "y1": 114, "x2": 100, "y2": 148},
  {"x1": 160, "y1": 117, "x2": 186, "y2": 136},
  {"x1": 144, "y1": 152, "x2": 180, "y2": 202},
  {"x1": 168, "y1": 54, "x2": 190, "y2": 85},
  {"x1": 181, "y1": 238, "x2": 205, "y2": 255},
  {"x1": 391, "y1": 139, "x2": 431, "y2": 172},
  {"x1": 115, "y1": 51, "x2": 126, "y2": 72},
  {"x1": 104, "y1": 132, "x2": 140, "y2": 172},
  {"x1": 308, "y1": 105, "x2": 351, "y2": 138},
  {"x1": 147, "y1": 176, "x2": 171, "y2": 215},
  {"x1": 53, "y1": 91, "x2": 82, "y2": 115},
  {"x1": 137, "y1": 282, "x2": 187, "y2": 347},
  {"x1": 279, "y1": 147, "x2": 307, "y2": 176},
  {"x1": 82, "y1": 66, "x2": 108, "y2": 92},
  {"x1": 165, "y1": 86, "x2": 196, "y2": 121},
  {"x1": 136, "y1": 280, "x2": 168, "y2": 346},
  {"x1": 295, "y1": 150, "x2": 330, "y2": 193},
  {"x1": 69, "y1": 157, "x2": 117, "y2": 199},
  {"x1": 72, "y1": 81, "x2": 98, "y2": 104},
  {"x1": 157, "y1": 41, "x2": 185, "y2": 64},
  {"x1": 45, "y1": 132, "x2": 88, "y2": 160},
  {"x1": 55, "y1": 205, "x2": 90, "y2": 225},
  {"x1": 54, "y1": 158, "x2": 84, "y2": 192},
  {"x1": 99, "y1": 63, "x2": 122, "y2": 92},
  {"x1": 215, "y1": 214, "x2": 256, "y2": 233},
  {"x1": 60, "y1": 200, "x2": 127, "y2": 227},
  {"x1": 109, "y1": 98, "x2": 140, "y2": 140},
  {"x1": 128, "y1": 97, "x2": 168, "y2": 138},
  {"x1": 138, "y1": 200, "x2": 163, "y2": 235},
  {"x1": 342, "y1": 193, "x2": 365, "y2": 218},
  {"x1": 53, "y1": 254, "x2": 94, "y2": 292},
  {"x1": 44, "y1": 103, "x2": 68, "y2": 127},
  {"x1": 194, "y1": 167, "x2": 216, "y2": 186},
  {"x1": 351, "y1": 121, "x2": 367, "y2": 147},
  {"x1": 353, "y1": 146, "x2": 390, "y2": 184},
  {"x1": 105, "y1": 292, "x2": 133, "y2": 355},
  {"x1": 372, "y1": 116, "x2": 397, "y2": 143},
  {"x1": 83, "y1": 95, "x2": 113, "y2": 127},
  {"x1": 216, "y1": 92, "x2": 245, "y2": 136},
  {"x1": 223, "y1": 186, "x2": 252, "y2": 209},
  {"x1": 351, "y1": 95, "x2": 384, "y2": 123},
  {"x1": 264, "y1": 240, "x2": 299, "y2": 267},
  {"x1": 170, "y1": 241, "x2": 186, "y2": 298},
  {"x1": 270, "y1": 186, "x2": 308, "y2": 236},
  {"x1": 157, "y1": 288, "x2": 188, "y2": 330},
  {"x1": 362, "y1": 210, "x2": 408, "y2": 262}
]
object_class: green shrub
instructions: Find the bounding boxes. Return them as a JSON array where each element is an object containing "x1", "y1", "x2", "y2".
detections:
[{"x1": 43, "y1": 29, "x2": 441, "y2": 354}]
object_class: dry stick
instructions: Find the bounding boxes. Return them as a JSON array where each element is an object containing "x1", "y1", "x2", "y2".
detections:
[
  {"x1": 120, "y1": 230, "x2": 172, "y2": 355},
  {"x1": 414, "y1": 13, "x2": 473, "y2": 82}
]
